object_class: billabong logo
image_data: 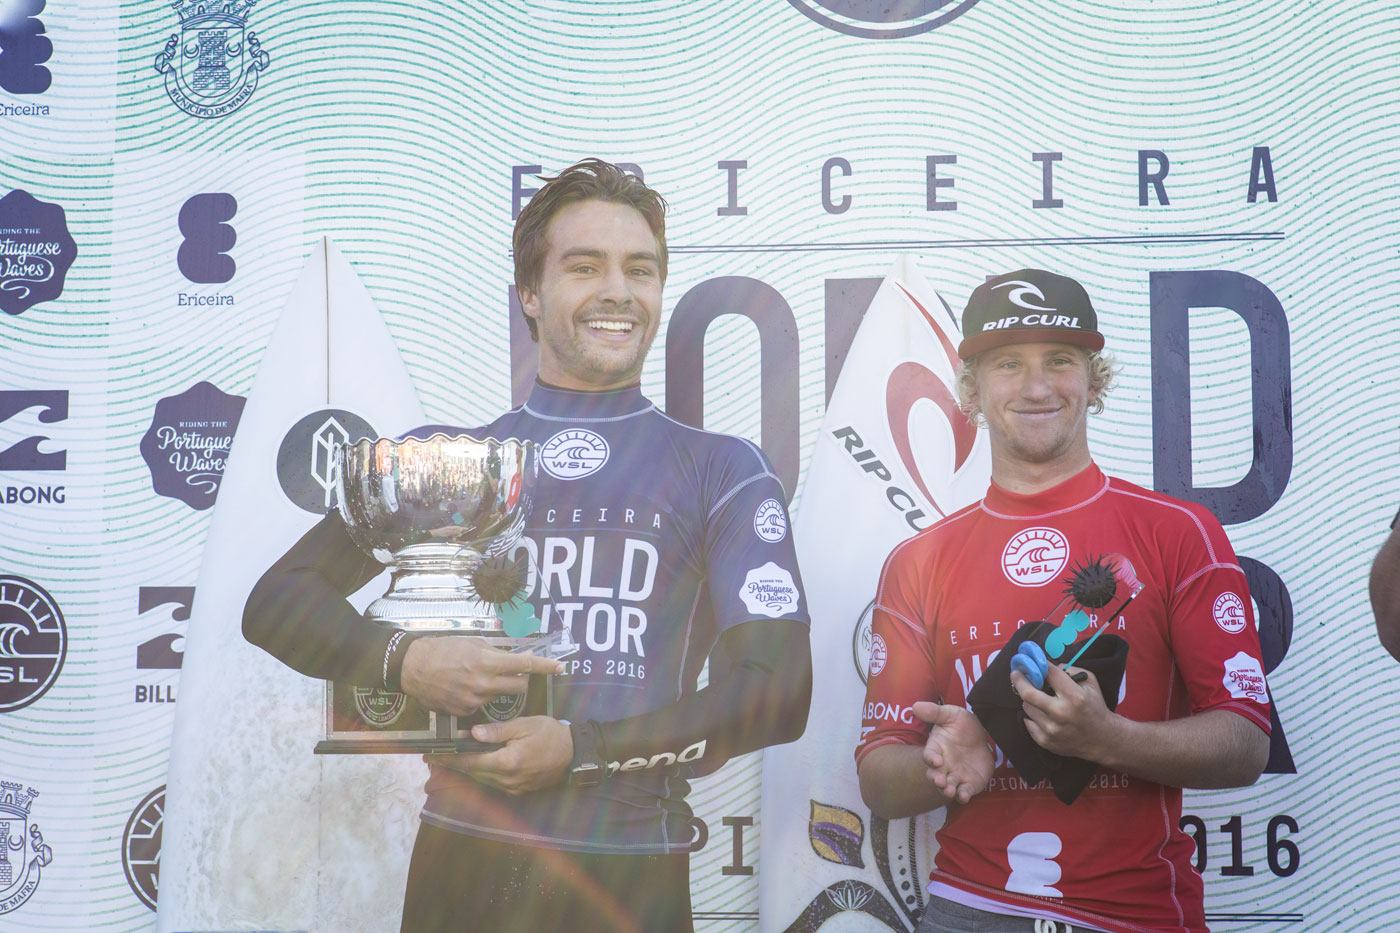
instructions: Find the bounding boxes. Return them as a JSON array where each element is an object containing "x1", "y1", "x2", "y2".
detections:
[
  {"x1": 0, "y1": 190, "x2": 77, "y2": 317},
  {"x1": 154, "y1": 0, "x2": 271, "y2": 119},
  {"x1": 1213, "y1": 591, "x2": 1248, "y2": 635},
  {"x1": 786, "y1": 0, "x2": 980, "y2": 39},
  {"x1": 1222, "y1": 651, "x2": 1267, "y2": 703},
  {"x1": 0, "y1": 389, "x2": 67, "y2": 472},
  {"x1": 992, "y1": 279, "x2": 1056, "y2": 313},
  {"x1": 540, "y1": 429, "x2": 609, "y2": 480},
  {"x1": 136, "y1": 587, "x2": 195, "y2": 670},
  {"x1": 0, "y1": 780, "x2": 52, "y2": 916},
  {"x1": 739, "y1": 561, "x2": 800, "y2": 618},
  {"x1": 121, "y1": 787, "x2": 163, "y2": 912},
  {"x1": 1001, "y1": 527, "x2": 1069, "y2": 587},
  {"x1": 352, "y1": 686, "x2": 407, "y2": 726},
  {"x1": 275, "y1": 408, "x2": 376, "y2": 514},
  {"x1": 140, "y1": 381, "x2": 246, "y2": 511},
  {"x1": 0, "y1": 575, "x2": 65, "y2": 712},
  {"x1": 753, "y1": 498, "x2": 787, "y2": 543}
]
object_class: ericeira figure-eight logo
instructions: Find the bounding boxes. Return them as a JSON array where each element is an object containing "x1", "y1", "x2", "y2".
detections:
[
  {"x1": 786, "y1": 0, "x2": 980, "y2": 39},
  {"x1": 154, "y1": 0, "x2": 271, "y2": 119},
  {"x1": 0, "y1": 190, "x2": 76, "y2": 317},
  {"x1": 0, "y1": 781, "x2": 52, "y2": 916}
]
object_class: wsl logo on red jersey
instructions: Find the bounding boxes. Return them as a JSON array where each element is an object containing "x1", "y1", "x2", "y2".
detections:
[{"x1": 1000, "y1": 527, "x2": 1069, "y2": 587}]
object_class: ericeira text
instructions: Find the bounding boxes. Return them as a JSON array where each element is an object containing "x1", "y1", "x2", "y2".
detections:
[{"x1": 511, "y1": 148, "x2": 1280, "y2": 217}]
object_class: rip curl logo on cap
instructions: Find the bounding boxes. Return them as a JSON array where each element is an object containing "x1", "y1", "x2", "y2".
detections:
[
  {"x1": 1001, "y1": 527, "x2": 1069, "y2": 587},
  {"x1": 1222, "y1": 651, "x2": 1267, "y2": 703},
  {"x1": 1213, "y1": 591, "x2": 1248, "y2": 634},
  {"x1": 786, "y1": 0, "x2": 981, "y2": 39},
  {"x1": 993, "y1": 279, "x2": 1056, "y2": 313},
  {"x1": 540, "y1": 429, "x2": 609, "y2": 480},
  {"x1": 739, "y1": 561, "x2": 800, "y2": 618},
  {"x1": 753, "y1": 498, "x2": 787, "y2": 543},
  {"x1": 868, "y1": 633, "x2": 888, "y2": 677}
]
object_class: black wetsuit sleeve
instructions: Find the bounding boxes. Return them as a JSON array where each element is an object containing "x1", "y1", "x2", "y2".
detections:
[
  {"x1": 594, "y1": 617, "x2": 811, "y2": 777},
  {"x1": 242, "y1": 510, "x2": 390, "y2": 687}
]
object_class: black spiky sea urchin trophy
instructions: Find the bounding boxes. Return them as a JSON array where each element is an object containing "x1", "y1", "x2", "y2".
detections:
[
  {"x1": 1065, "y1": 556, "x2": 1118, "y2": 609},
  {"x1": 468, "y1": 552, "x2": 530, "y2": 606}
]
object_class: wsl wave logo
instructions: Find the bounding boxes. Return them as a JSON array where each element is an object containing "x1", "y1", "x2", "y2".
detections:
[
  {"x1": 0, "y1": 781, "x2": 53, "y2": 917},
  {"x1": 154, "y1": 0, "x2": 271, "y2": 119},
  {"x1": 0, "y1": 576, "x2": 66, "y2": 713},
  {"x1": 0, "y1": 190, "x2": 76, "y2": 317},
  {"x1": 275, "y1": 408, "x2": 376, "y2": 513},
  {"x1": 140, "y1": 381, "x2": 247, "y2": 511},
  {"x1": 122, "y1": 787, "x2": 163, "y2": 912},
  {"x1": 787, "y1": 0, "x2": 980, "y2": 39}
]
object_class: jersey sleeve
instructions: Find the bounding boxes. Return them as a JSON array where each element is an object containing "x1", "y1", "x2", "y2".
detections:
[
  {"x1": 1166, "y1": 506, "x2": 1272, "y2": 733},
  {"x1": 854, "y1": 538, "x2": 939, "y2": 765},
  {"x1": 702, "y1": 448, "x2": 810, "y2": 632}
]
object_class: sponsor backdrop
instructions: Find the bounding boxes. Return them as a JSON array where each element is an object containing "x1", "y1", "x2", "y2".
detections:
[{"x1": 1, "y1": 1, "x2": 1397, "y2": 930}]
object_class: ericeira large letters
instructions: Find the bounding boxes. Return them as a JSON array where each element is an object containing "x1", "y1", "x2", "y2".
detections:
[
  {"x1": 0, "y1": 190, "x2": 76, "y2": 317},
  {"x1": 0, "y1": 781, "x2": 52, "y2": 916},
  {"x1": 154, "y1": 0, "x2": 271, "y2": 119},
  {"x1": 0, "y1": 575, "x2": 65, "y2": 712},
  {"x1": 140, "y1": 382, "x2": 246, "y2": 511}
]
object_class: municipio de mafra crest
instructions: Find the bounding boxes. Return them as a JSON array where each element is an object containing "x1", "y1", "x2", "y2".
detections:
[
  {"x1": 0, "y1": 782, "x2": 53, "y2": 916},
  {"x1": 154, "y1": 0, "x2": 271, "y2": 119}
]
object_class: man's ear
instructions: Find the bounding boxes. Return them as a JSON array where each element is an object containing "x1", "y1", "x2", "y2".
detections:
[{"x1": 518, "y1": 286, "x2": 540, "y2": 322}]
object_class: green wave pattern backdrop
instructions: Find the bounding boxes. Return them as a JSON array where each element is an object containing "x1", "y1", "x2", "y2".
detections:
[{"x1": 0, "y1": 0, "x2": 1396, "y2": 929}]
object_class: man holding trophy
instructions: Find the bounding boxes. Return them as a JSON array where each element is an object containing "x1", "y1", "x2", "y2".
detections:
[
  {"x1": 854, "y1": 270, "x2": 1272, "y2": 933},
  {"x1": 244, "y1": 160, "x2": 813, "y2": 931}
]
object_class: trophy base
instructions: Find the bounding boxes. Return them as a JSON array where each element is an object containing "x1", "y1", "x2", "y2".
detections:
[{"x1": 314, "y1": 736, "x2": 504, "y2": 755}]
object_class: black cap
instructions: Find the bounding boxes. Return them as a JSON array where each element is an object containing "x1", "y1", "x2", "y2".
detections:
[{"x1": 958, "y1": 269, "x2": 1105, "y2": 360}]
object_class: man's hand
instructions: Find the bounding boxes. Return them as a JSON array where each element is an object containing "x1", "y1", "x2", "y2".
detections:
[
  {"x1": 429, "y1": 716, "x2": 573, "y2": 795},
  {"x1": 400, "y1": 636, "x2": 565, "y2": 716},
  {"x1": 913, "y1": 701, "x2": 995, "y2": 804},
  {"x1": 1013, "y1": 663, "x2": 1116, "y2": 761}
]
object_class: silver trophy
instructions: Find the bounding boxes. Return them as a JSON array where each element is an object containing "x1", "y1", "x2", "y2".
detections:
[{"x1": 314, "y1": 434, "x2": 574, "y2": 754}]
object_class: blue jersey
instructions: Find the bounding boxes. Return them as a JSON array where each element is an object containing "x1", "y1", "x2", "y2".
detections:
[{"x1": 414, "y1": 383, "x2": 809, "y2": 853}]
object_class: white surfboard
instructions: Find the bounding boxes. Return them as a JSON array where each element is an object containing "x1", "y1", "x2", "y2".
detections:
[{"x1": 158, "y1": 239, "x2": 429, "y2": 933}]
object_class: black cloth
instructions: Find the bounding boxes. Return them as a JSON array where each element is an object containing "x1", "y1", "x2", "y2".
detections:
[
  {"x1": 399, "y1": 821, "x2": 692, "y2": 933},
  {"x1": 967, "y1": 621, "x2": 1129, "y2": 804}
]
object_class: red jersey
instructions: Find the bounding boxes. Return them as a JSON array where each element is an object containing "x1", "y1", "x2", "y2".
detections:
[{"x1": 855, "y1": 463, "x2": 1271, "y2": 933}]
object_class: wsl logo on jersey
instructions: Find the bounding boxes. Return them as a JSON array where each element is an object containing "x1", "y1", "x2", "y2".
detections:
[
  {"x1": 786, "y1": 0, "x2": 981, "y2": 39},
  {"x1": 275, "y1": 408, "x2": 376, "y2": 513},
  {"x1": 0, "y1": 189, "x2": 76, "y2": 317},
  {"x1": 140, "y1": 381, "x2": 246, "y2": 511},
  {"x1": 753, "y1": 498, "x2": 787, "y2": 543},
  {"x1": 540, "y1": 428, "x2": 609, "y2": 480},
  {"x1": 0, "y1": 576, "x2": 66, "y2": 713},
  {"x1": 0, "y1": 781, "x2": 53, "y2": 916},
  {"x1": 121, "y1": 786, "x2": 163, "y2": 912},
  {"x1": 1000, "y1": 527, "x2": 1069, "y2": 587},
  {"x1": 154, "y1": 0, "x2": 271, "y2": 119}
]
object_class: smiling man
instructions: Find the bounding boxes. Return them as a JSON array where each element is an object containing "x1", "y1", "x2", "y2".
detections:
[
  {"x1": 854, "y1": 269, "x2": 1271, "y2": 933},
  {"x1": 243, "y1": 160, "x2": 812, "y2": 931}
]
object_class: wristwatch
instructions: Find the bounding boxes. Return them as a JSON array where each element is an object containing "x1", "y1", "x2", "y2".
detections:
[{"x1": 568, "y1": 720, "x2": 606, "y2": 787}]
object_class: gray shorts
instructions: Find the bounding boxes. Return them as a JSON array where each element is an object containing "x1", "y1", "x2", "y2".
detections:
[{"x1": 916, "y1": 896, "x2": 1083, "y2": 933}]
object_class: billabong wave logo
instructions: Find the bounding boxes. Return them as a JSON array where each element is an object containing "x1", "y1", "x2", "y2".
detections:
[
  {"x1": 0, "y1": 190, "x2": 77, "y2": 317},
  {"x1": 140, "y1": 382, "x2": 246, "y2": 511},
  {"x1": 154, "y1": 0, "x2": 271, "y2": 119},
  {"x1": 121, "y1": 787, "x2": 163, "y2": 911},
  {"x1": 0, "y1": 780, "x2": 52, "y2": 916},
  {"x1": 787, "y1": 0, "x2": 980, "y2": 39}
]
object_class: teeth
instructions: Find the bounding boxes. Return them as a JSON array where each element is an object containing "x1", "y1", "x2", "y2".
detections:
[{"x1": 589, "y1": 320, "x2": 634, "y2": 333}]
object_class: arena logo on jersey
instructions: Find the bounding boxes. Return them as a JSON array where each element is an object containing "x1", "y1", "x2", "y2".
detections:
[
  {"x1": 868, "y1": 633, "x2": 890, "y2": 675},
  {"x1": 739, "y1": 561, "x2": 800, "y2": 618},
  {"x1": 140, "y1": 381, "x2": 246, "y2": 511},
  {"x1": 0, "y1": 575, "x2": 66, "y2": 712},
  {"x1": 1212, "y1": 591, "x2": 1248, "y2": 634},
  {"x1": 786, "y1": 0, "x2": 981, "y2": 39},
  {"x1": 0, "y1": 189, "x2": 76, "y2": 317},
  {"x1": 1222, "y1": 651, "x2": 1267, "y2": 703},
  {"x1": 0, "y1": 780, "x2": 53, "y2": 916},
  {"x1": 1001, "y1": 527, "x2": 1069, "y2": 587},
  {"x1": 753, "y1": 497, "x2": 787, "y2": 543},
  {"x1": 540, "y1": 428, "x2": 609, "y2": 480},
  {"x1": 121, "y1": 786, "x2": 163, "y2": 912},
  {"x1": 154, "y1": 0, "x2": 271, "y2": 120},
  {"x1": 275, "y1": 408, "x2": 376, "y2": 513}
]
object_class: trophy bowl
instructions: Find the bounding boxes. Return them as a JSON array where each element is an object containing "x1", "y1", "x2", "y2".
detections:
[{"x1": 335, "y1": 434, "x2": 537, "y2": 633}]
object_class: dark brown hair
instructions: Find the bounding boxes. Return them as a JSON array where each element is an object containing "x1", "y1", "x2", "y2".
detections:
[{"x1": 513, "y1": 159, "x2": 669, "y2": 340}]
